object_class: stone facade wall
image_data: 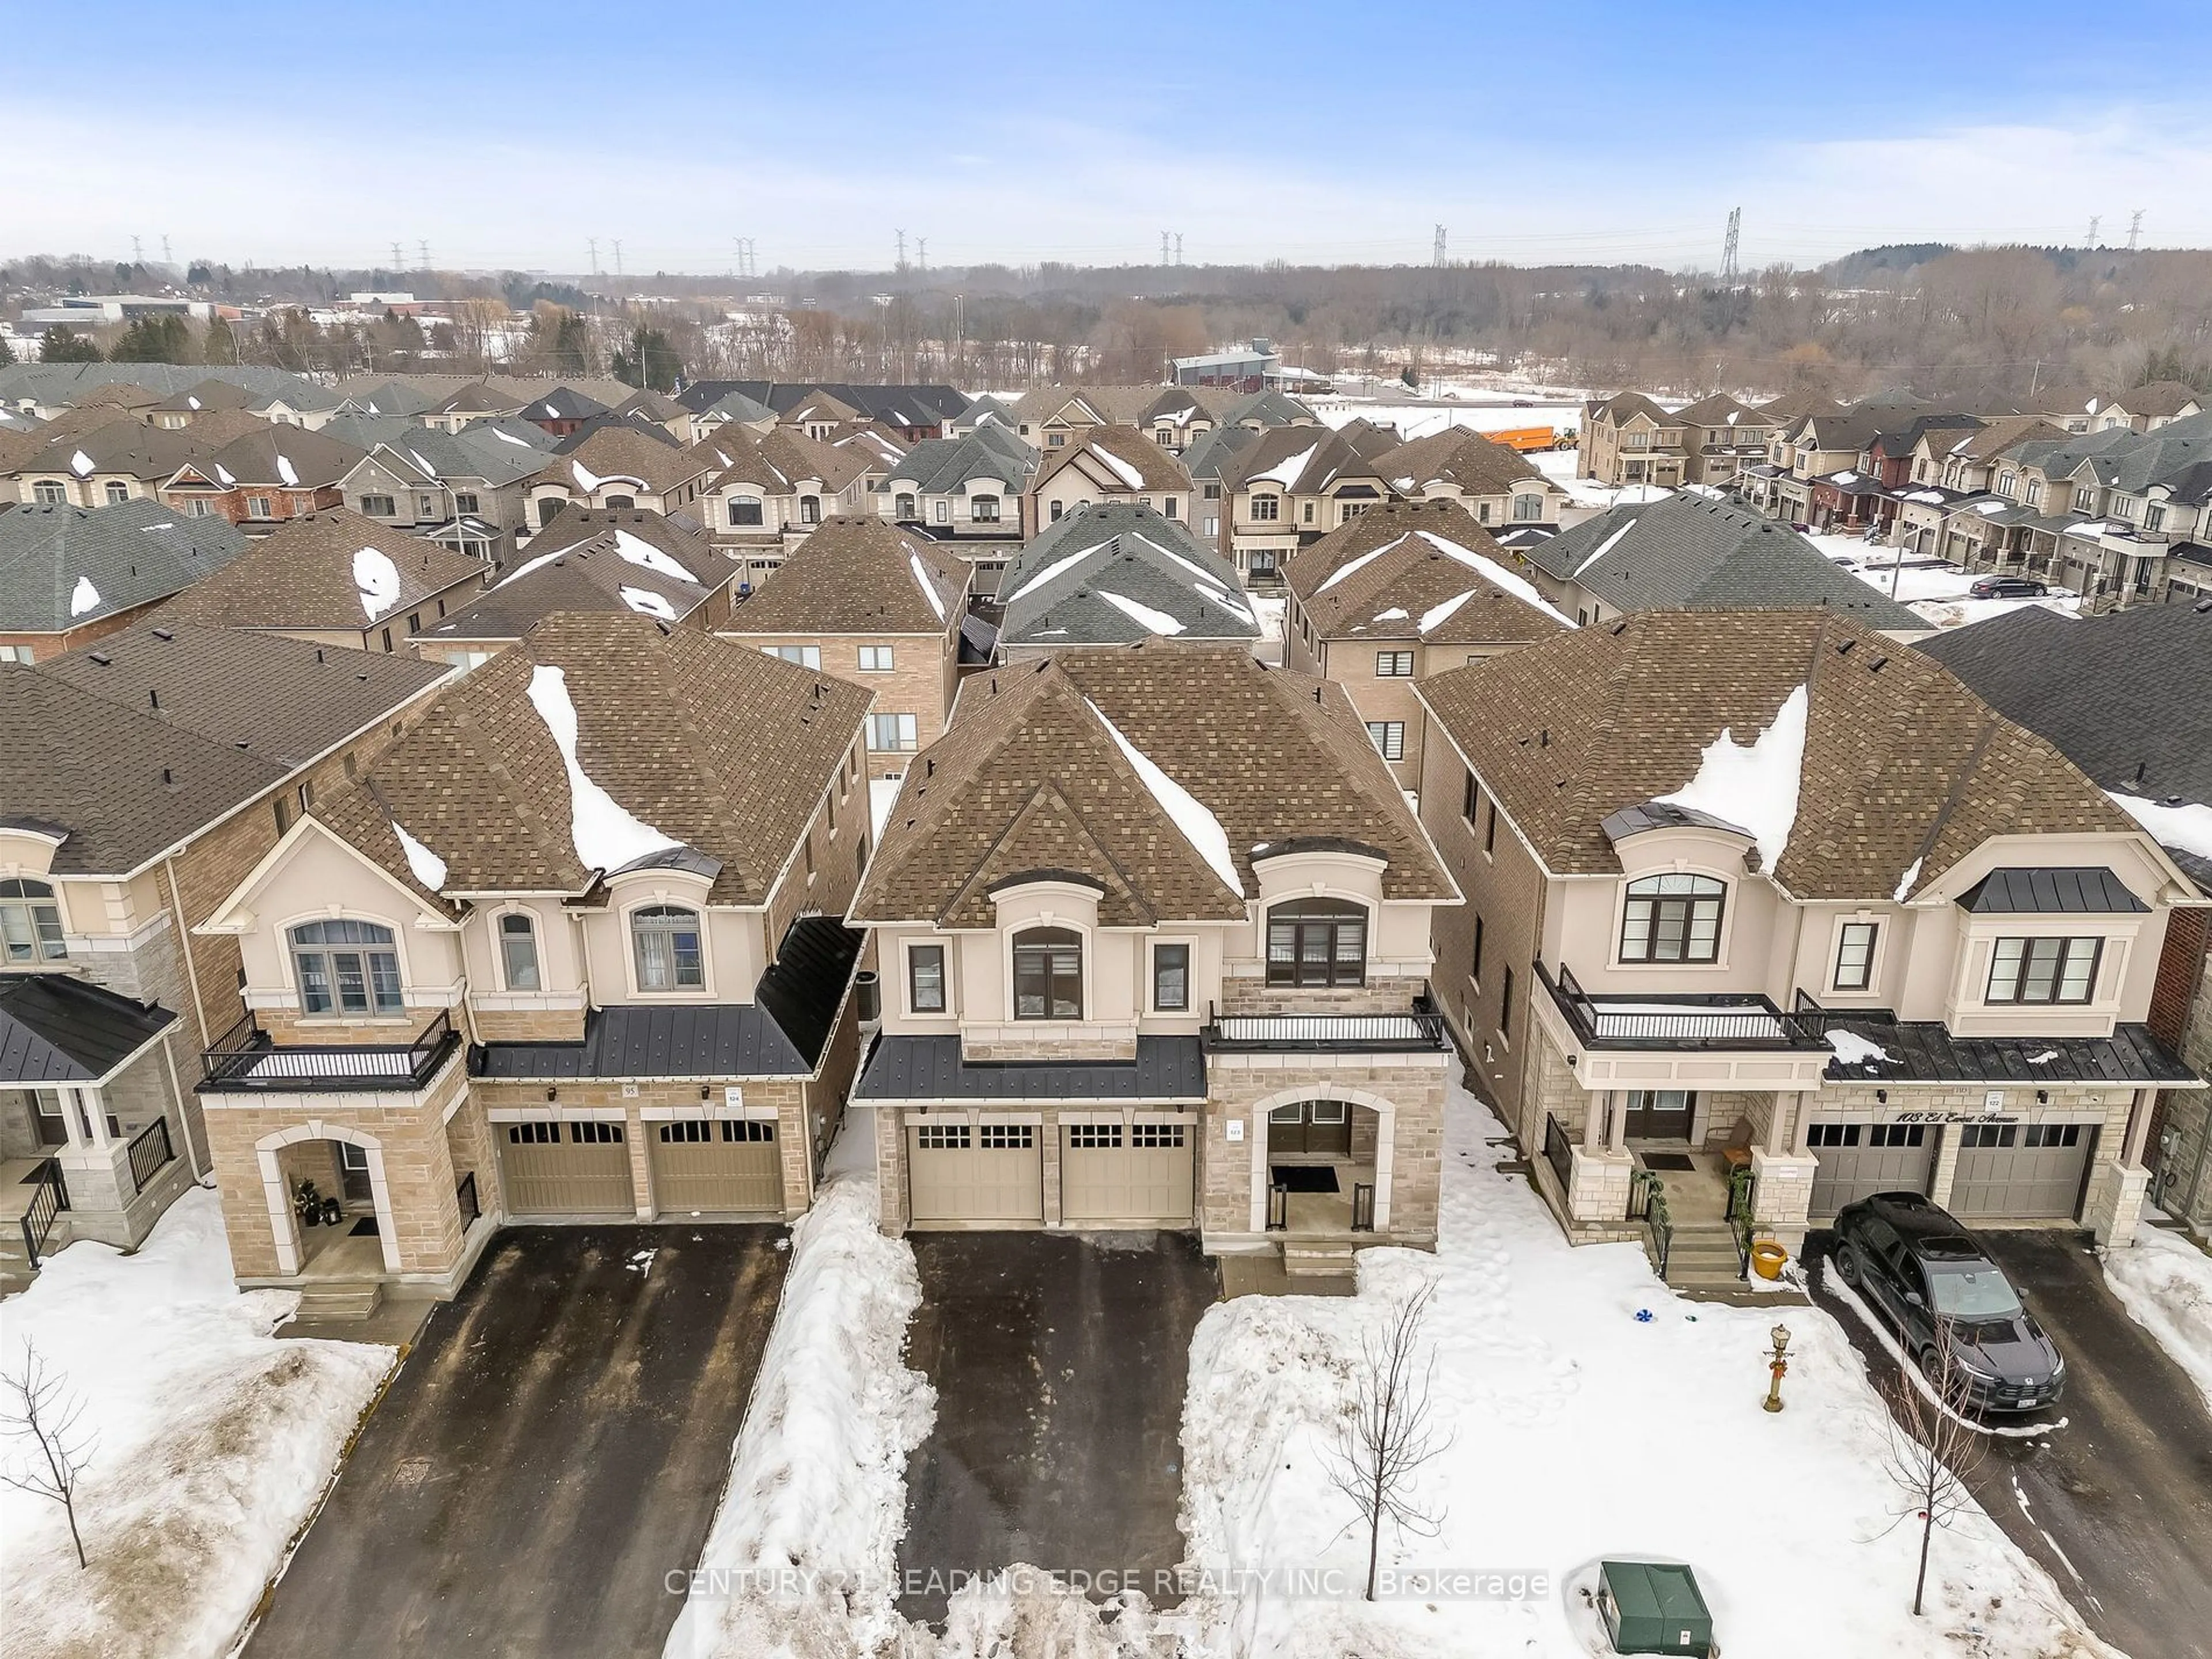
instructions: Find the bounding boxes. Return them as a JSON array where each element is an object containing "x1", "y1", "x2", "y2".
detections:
[
  {"x1": 2150, "y1": 930, "x2": 2212, "y2": 1231},
  {"x1": 469, "y1": 1007, "x2": 589, "y2": 1044},
  {"x1": 963, "y1": 1031, "x2": 1137, "y2": 1062},
  {"x1": 1214, "y1": 974, "x2": 1431, "y2": 1020}
]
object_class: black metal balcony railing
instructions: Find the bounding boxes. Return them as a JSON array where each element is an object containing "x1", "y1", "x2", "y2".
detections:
[
  {"x1": 1540, "y1": 963, "x2": 1827, "y2": 1052},
  {"x1": 1543, "y1": 1113, "x2": 1575, "y2": 1193},
  {"x1": 199, "y1": 1009, "x2": 460, "y2": 1093},
  {"x1": 456, "y1": 1169, "x2": 482, "y2": 1228},
  {"x1": 1201, "y1": 1002, "x2": 1451, "y2": 1052},
  {"x1": 125, "y1": 1116, "x2": 176, "y2": 1198}
]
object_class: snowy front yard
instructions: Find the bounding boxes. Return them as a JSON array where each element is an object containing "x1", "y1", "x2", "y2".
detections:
[
  {"x1": 2103, "y1": 1225, "x2": 2212, "y2": 1411},
  {"x1": 0, "y1": 1187, "x2": 392, "y2": 1659},
  {"x1": 1806, "y1": 533, "x2": 2083, "y2": 632},
  {"x1": 1178, "y1": 1081, "x2": 2116, "y2": 1659}
]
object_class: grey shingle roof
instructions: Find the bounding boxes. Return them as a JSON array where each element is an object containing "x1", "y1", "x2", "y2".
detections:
[
  {"x1": 998, "y1": 503, "x2": 1256, "y2": 648},
  {"x1": 881, "y1": 434, "x2": 1032, "y2": 495},
  {"x1": 0, "y1": 497, "x2": 248, "y2": 633},
  {"x1": 1531, "y1": 494, "x2": 1929, "y2": 630},
  {"x1": 427, "y1": 513, "x2": 719, "y2": 641}
]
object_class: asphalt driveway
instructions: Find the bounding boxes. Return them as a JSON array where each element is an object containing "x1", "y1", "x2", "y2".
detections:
[
  {"x1": 245, "y1": 1225, "x2": 788, "y2": 1659},
  {"x1": 1808, "y1": 1226, "x2": 2212, "y2": 1659},
  {"x1": 895, "y1": 1230, "x2": 1219, "y2": 1623}
]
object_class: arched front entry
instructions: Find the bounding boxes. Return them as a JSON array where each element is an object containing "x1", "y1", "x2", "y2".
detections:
[
  {"x1": 1247, "y1": 1085, "x2": 1398, "y2": 1234},
  {"x1": 256, "y1": 1122, "x2": 401, "y2": 1276}
]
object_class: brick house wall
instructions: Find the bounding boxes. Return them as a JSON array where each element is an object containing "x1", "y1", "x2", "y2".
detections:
[{"x1": 0, "y1": 600, "x2": 171, "y2": 664}]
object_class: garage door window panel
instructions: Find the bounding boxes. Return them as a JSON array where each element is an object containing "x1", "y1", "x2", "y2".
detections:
[
  {"x1": 1013, "y1": 928, "x2": 1082, "y2": 1019},
  {"x1": 633, "y1": 906, "x2": 705, "y2": 991}
]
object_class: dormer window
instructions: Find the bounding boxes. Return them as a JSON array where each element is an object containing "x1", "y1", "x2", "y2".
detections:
[
  {"x1": 291, "y1": 919, "x2": 403, "y2": 1014},
  {"x1": 729, "y1": 495, "x2": 764, "y2": 527},
  {"x1": 1619, "y1": 874, "x2": 1724, "y2": 964},
  {"x1": 1267, "y1": 900, "x2": 1366, "y2": 987},
  {"x1": 632, "y1": 905, "x2": 704, "y2": 991},
  {"x1": 499, "y1": 912, "x2": 541, "y2": 991},
  {"x1": 0, "y1": 878, "x2": 66, "y2": 963},
  {"x1": 1013, "y1": 927, "x2": 1082, "y2": 1020}
]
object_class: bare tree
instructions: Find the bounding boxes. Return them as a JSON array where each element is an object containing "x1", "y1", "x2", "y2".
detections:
[
  {"x1": 1876, "y1": 1320, "x2": 1986, "y2": 1616},
  {"x1": 1, "y1": 1340, "x2": 96, "y2": 1569},
  {"x1": 1322, "y1": 1283, "x2": 1453, "y2": 1601}
]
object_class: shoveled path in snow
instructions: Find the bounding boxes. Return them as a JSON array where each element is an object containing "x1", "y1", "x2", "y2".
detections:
[
  {"x1": 244, "y1": 1225, "x2": 787, "y2": 1659},
  {"x1": 1809, "y1": 1228, "x2": 2212, "y2": 1659},
  {"x1": 894, "y1": 1230, "x2": 1217, "y2": 1625}
]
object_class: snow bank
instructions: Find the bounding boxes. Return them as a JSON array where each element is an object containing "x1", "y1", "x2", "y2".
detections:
[
  {"x1": 525, "y1": 664, "x2": 684, "y2": 871},
  {"x1": 1087, "y1": 698, "x2": 1242, "y2": 896},
  {"x1": 0, "y1": 1188, "x2": 391, "y2": 1659},
  {"x1": 1655, "y1": 683, "x2": 1809, "y2": 872},
  {"x1": 662, "y1": 1168, "x2": 934, "y2": 1659},
  {"x1": 352, "y1": 546, "x2": 402, "y2": 620},
  {"x1": 2103, "y1": 1228, "x2": 2212, "y2": 1410},
  {"x1": 1175, "y1": 1080, "x2": 2116, "y2": 1659}
]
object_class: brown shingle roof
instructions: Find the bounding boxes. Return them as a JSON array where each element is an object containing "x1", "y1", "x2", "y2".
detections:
[
  {"x1": 853, "y1": 643, "x2": 1455, "y2": 926},
  {"x1": 316, "y1": 613, "x2": 873, "y2": 907},
  {"x1": 1033, "y1": 423, "x2": 1194, "y2": 495},
  {"x1": 539, "y1": 425, "x2": 711, "y2": 495},
  {"x1": 13, "y1": 623, "x2": 450, "y2": 875},
  {"x1": 1284, "y1": 501, "x2": 1569, "y2": 646},
  {"x1": 718, "y1": 517, "x2": 965, "y2": 638},
  {"x1": 1376, "y1": 427, "x2": 1542, "y2": 495},
  {"x1": 1418, "y1": 610, "x2": 2135, "y2": 899},
  {"x1": 156, "y1": 509, "x2": 484, "y2": 632}
]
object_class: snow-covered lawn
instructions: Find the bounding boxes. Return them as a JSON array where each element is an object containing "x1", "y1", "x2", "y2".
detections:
[
  {"x1": 2102, "y1": 1226, "x2": 2212, "y2": 1411},
  {"x1": 1806, "y1": 533, "x2": 2082, "y2": 632},
  {"x1": 663, "y1": 1116, "x2": 935, "y2": 1659},
  {"x1": 0, "y1": 1187, "x2": 392, "y2": 1659},
  {"x1": 1177, "y1": 1081, "x2": 2115, "y2": 1658}
]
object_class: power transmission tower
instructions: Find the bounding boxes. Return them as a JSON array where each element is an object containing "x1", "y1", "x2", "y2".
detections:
[
  {"x1": 418, "y1": 240, "x2": 429, "y2": 271},
  {"x1": 1162, "y1": 230, "x2": 1172, "y2": 267},
  {"x1": 587, "y1": 237, "x2": 599, "y2": 277},
  {"x1": 2087, "y1": 215, "x2": 2100, "y2": 247},
  {"x1": 2127, "y1": 210, "x2": 2143, "y2": 251},
  {"x1": 1433, "y1": 225, "x2": 1446, "y2": 267},
  {"x1": 895, "y1": 229, "x2": 906, "y2": 271},
  {"x1": 612, "y1": 240, "x2": 623, "y2": 279},
  {"x1": 1720, "y1": 207, "x2": 1741, "y2": 285},
  {"x1": 1175, "y1": 233, "x2": 1184, "y2": 266},
  {"x1": 916, "y1": 237, "x2": 926, "y2": 271},
  {"x1": 390, "y1": 241, "x2": 403, "y2": 274},
  {"x1": 161, "y1": 234, "x2": 172, "y2": 265},
  {"x1": 131, "y1": 236, "x2": 143, "y2": 265}
]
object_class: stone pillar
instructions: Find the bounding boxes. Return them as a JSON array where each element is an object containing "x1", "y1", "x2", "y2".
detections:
[
  {"x1": 2085, "y1": 1160, "x2": 2150, "y2": 1248},
  {"x1": 1582, "y1": 1088, "x2": 1606, "y2": 1150},
  {"x1": 1926, "y1": 1124, "x2": 1960, "y2": 1209},
  {"x1": 1607, "y1": 1091, "x2": 1627, "y2": 1153},
  {"x1": 1569, "y1": 1143, "x2": 1633, "y2": 1225},
  {"x1": 1750, "y1": 1148, "x2": 1817, "y2": 1254},
  {"x1": 1766, "y1": 1090, "x2": 1796, "y2": 1154}
]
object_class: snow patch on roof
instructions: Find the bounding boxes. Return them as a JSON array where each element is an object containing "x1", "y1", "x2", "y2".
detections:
[
  {"x1": 1097, "y1": 590, "x2": 1186, "y2": 635},
  {"x1": 906, "y1": 550, "x2": 948, "y2": 622},
  {"x1": 570, "y1": 457, "x2": 604, "y2": 492},
  {"x1": 1893, "y1": 856, "x2": 1923, "y2": 903},
  {"x1": 1251, "y1": 442, "x2": 1317, "y2": 488},
  {"x1": 275, "y1": 453, "x2": 299, "y2": 488},
  {"x1": 1086, "y1": 441, "x2": 1148, "y2": 491},
  {"x1": 351, "y1": 546, "x2": 403, "y2": 620},
  {"x1": 392, "y1": 820, "x2": 448, "y2": 891},
  {"x1": 214, "y1": 464, "x2": 236, "y2": 487},
  {"x1": 1824, "y1": 1029, "x2": 1892, "y2": 1067},
  {"x1": 1374, "y1": 607, "x2": 1410, "y2": 621},
  {"x1": 1414, "y1": 530, "x2": 1575, "y2": 626},
  {"x1": 613, "y1": 529, "x2": 696, "y2": 583},
  {"x1": 1571, "y1": 513, "x2": 1639, "y2": 577},
  {"x1": 525, "y1": 664, "x2": 683, "y2": 872},
  {"x1": 69, "y1": 574, "x2": 101, "y2": 617},
  {"x1": 2109, "y1": 792, "x2": 2212, "y2": 862},
  {"x1": 69, "y1": 449, "x2": 94, "y2": 476},
  {"x1": 619, "y1": 585, "x2": 679, "y2": 620},
  {"x1": 1316, "y1": 543, "x2": 1393, "y2": 593},
  {"x1": 870, "y1": 775, "x2": 903, "y2": 838},
  {"x1": 1087, "y1": 698, "x2": 1241, "y2": 896},
  {"x1": 1006, "y1": 537, "x2": 1112, "y2": 602},
  {"x1": 1653, "y1": 683, "x2": 1809, "y2": 873},
  {"x1": 490, "y1": 427, "x2": 531, "y2": 446},
  {"x1": 1419, "y1": 589, "x2": 1477, "y2": 634}
]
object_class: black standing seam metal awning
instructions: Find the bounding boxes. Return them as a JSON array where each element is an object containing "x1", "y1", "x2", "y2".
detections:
[
  {"x1": 0, "y1": 973, "x2": 177, "y2": 1085},
  {"x1": 855, "y1": 1034, "x2": 1206, "y2": 1102},
  {"x1": 1955, "y1": 868, "x2": 2149, "y2": 914},
  {"x1": 1815, "y1": 1017, "x2": 2200, "y2": 1088}
]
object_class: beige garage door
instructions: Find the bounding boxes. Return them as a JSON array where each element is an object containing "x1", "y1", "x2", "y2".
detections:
[
  {"x1": 1060, "y1": 1119, "x2": 1195, "y2": 1225},
  {"x1": 907, "y1": 1118, "x2": 1043, "y2": 1225},
  {"x1": 1807, "y1": 1122, "x2": 1935, "y2": 1217},
  {"x1": 650, "y1": 1119, "x2": 782, "y2": 1215},
  {"x1": 1949, "y1": 1122, "x2": 2097, "y2": 1219},
  {"x1": 499, "y1": 1120, "x2": 633, "y2": 1216}
]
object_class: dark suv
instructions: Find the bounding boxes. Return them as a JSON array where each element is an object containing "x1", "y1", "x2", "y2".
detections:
[{"x1": 1832, "y1": 1192, "x2": 2065, "y2": 1412}]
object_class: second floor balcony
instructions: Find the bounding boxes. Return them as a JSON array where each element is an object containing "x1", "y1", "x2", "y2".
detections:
[
  {"x1": 1202, "y1": 1001, "x2": 1451, "y2": 1055},
  {"x1": 1539, "y1": 964, "x2": 1827, "y2": 1052},
  {"x1": 198, "y1": 1009, "x2": 461, "y2": 1094}
]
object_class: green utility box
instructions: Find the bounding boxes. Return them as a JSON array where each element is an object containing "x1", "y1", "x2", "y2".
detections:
[{"x1": 1597, "y1": 1560, "x2": 1714, "y2": 1656}]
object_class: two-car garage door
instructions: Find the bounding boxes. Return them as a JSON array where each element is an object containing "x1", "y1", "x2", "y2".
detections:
[
  {"x1": 499, "y1": 1117, "x2": 782, "y2": 1217},
  {"x1": 905, "y1": 1113, "x2": 1195, "y2": 1227},
  {"x1": 1807, "y1": 1119, "x2": 2098, "y2": 1221}
]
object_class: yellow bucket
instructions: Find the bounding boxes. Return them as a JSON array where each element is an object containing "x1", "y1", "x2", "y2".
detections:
[{"x1": 1750, "y1": 1241, "x2": 1789, "y2": 1280}]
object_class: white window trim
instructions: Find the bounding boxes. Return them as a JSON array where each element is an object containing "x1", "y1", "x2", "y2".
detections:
[
  {"x1": 618, "y1": 892, "x2": 717, "y2": 1000},
  {"x1": 1605, "y1": 868, "x2": 1737, "y2": 974}
]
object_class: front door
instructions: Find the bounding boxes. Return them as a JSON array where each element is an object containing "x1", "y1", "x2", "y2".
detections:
[
  {"x1": 1268, "y1": 1100, "x2": 1353, "y2": 1158},
  {"x1": 338, "y1": 1141, "x2": 375, "y2": 1207},
  {"x1": 1622, "y1": 1089, "x2": 1694, "y2": 1141}
]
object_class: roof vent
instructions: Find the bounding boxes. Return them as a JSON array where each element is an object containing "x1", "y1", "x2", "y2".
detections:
[
  {"x1": 1869, "y1": 656, "x2": 1888, "y2": 672},
  {"x1": 88, "y1": 650, "x2": 111, "y2": 665},
  {"x1": 147, "y1": 688, "x2": 159, "y2": 710},
  {"x1": 151, "y1": 626, "x2": 173, "y2": 641},
  {"x1": 161, "y1": 767, "x2": 173, "y2": 785},
  {"x1": 315, "y1": 647, "x2": 325, "y2": 664}
]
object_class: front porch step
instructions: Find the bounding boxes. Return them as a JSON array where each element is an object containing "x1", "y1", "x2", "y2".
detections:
[
  {"x1": 1281, "y1": 1242, "x2": 1358, "y2": 1277},
  {"x1": 294, "y1": 1280, "x2": 385, "y2": 1322},
  {"x1": 1649, "y1": 1225, "x2": 1748, "y2": 1290}
]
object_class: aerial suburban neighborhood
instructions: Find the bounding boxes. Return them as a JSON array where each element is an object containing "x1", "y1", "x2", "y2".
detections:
[{"x1": 3, "y1": 8, "x2": 2210, "y2": 1659}]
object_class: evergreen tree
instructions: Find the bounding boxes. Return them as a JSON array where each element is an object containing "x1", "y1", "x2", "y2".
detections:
[
  {"x1": 109, "y1": 314, "x2": 191, "y2": 363},
  {"x1": 611, "y1": 324, "x2": 682, "y2": 391},
  {"x1": 38, "y1": 327, "x2": 101, "y2": 362}
]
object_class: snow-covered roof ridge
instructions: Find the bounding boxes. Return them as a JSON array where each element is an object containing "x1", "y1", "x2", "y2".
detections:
[
  {"x1": 1085, "y1": 696, "x2": 1243, "y2": 896},
  {"x1": 1653, "y1": 682, "x2": 1809, "y2": 874}
]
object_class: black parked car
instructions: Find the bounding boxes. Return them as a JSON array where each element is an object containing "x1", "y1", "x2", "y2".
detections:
[
  {"x1": 1968, "y1": 575, "x2": 2048, "y2": 599},
  {"x1": 1832, "y1": 1192, "x2": 2065, "y2": 1412}
]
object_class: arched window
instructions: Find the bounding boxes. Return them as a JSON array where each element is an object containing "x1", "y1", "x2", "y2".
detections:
[
  {"x1": 0, "y1": 878, "x2": 66, "y2": 964},
  {"x1": 290, "y1": 918, "x2": 403, "y2": 1014},
  {"x1": 1513, "y1": 493, "x2": 1543, "y2": 521},
  {"x1": 1620, "y1": 873, "x2": 1725, "y2": 963},
  {"x1": 632, "y1": 905, "x2": 703, "y2": 990},
  {"x1": 1012, "y1": 926, "x2": 1082, "y2": 1020},
  {"x1": 799, "y1": 495, "x2": 821, "y2": 525},
  {"x1": 729, "y1": 495, "x2": 764, "y2": 527},
  {"x1": 972, "y1": 494, "x2": 1001, "y2": 523},
  {"x1": 498, "y1": 911, "x2": 541, "y2": 990},
  {"x1": 894, "y1": 493, "x2": 919, "y2": 521},
  {"x1": 1267, "y1": 899, "x2": 1366, "y2": 987}
]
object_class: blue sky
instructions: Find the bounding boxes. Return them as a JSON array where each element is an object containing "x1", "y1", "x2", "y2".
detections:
[{"x1": 9, "y1": 1, "x2": 2210, "y2": 274}]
